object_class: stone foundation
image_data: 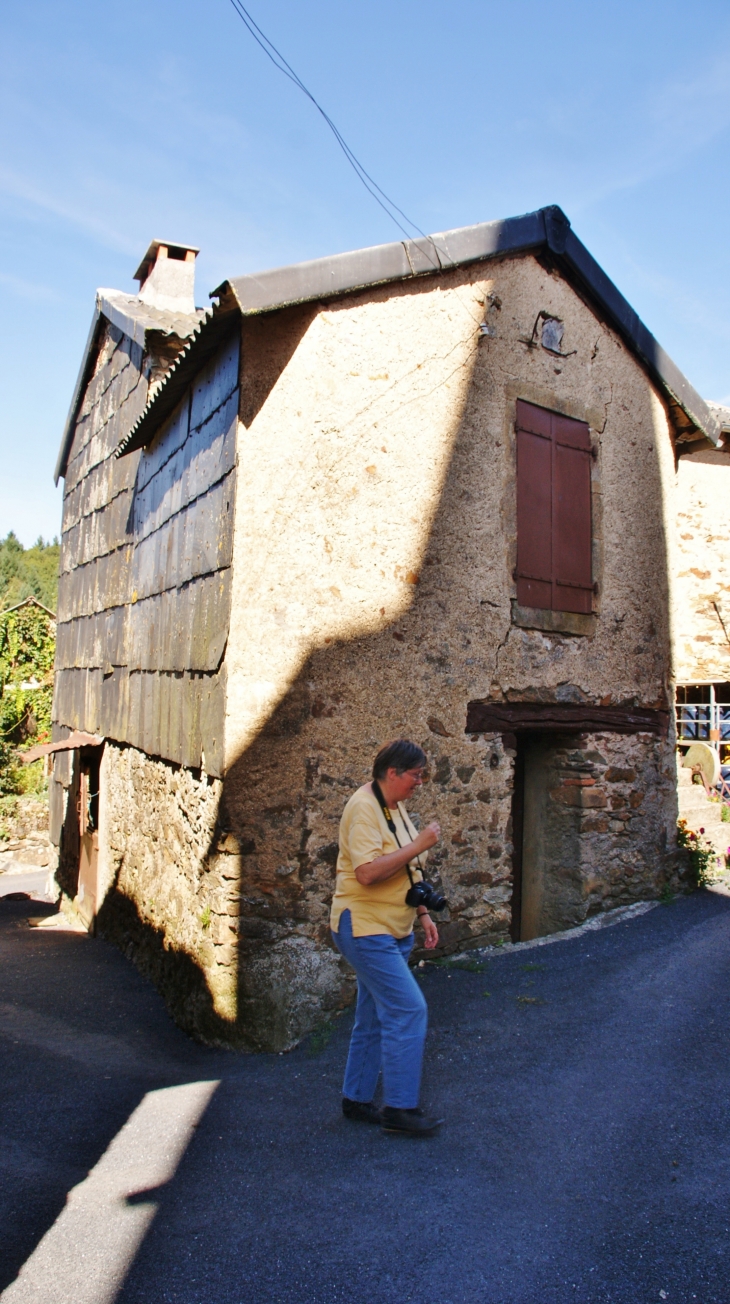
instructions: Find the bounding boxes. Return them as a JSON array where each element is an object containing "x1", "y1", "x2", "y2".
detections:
[{"x1": 94, "y1": 741, "x2": 352, "y2": 1050}]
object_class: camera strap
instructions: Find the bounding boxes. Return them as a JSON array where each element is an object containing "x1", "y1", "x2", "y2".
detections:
[{"x1": 371, "y1": 780, "x2": 423, "y2": 888}]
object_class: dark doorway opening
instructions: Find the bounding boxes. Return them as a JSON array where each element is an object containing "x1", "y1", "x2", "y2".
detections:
[
  {"x1": 75, "y1": 744, "x2": 103, "y2": 929},
  {"x1": 510, "y1": 732, "x2": 585, "y2": 942},
  {"x1": 509, "y1": 738, "x2": 526, "y2": 942}
]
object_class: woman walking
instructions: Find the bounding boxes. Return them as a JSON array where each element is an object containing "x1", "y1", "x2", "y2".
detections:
[{"x1": 330, "y1": 739, "x2": 443, "y2": 1136}]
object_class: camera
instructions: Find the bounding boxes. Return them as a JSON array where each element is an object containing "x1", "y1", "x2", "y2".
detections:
[{"x1": 405, "y1": 879, "x2": 447, "y2": 912}]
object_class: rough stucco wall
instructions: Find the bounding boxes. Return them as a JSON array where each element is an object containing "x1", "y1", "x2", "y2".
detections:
[
  {"x1": 674, "y1": 448, "x2": 730, "y2": 683},
  {"x1": 217, "y1": 253, "x2": 679, "y2": 1048}
]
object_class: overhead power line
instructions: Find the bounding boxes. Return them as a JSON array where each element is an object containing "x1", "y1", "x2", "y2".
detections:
[{"x1": 226, "y1": 0, "x2": 428, "y2": 245}]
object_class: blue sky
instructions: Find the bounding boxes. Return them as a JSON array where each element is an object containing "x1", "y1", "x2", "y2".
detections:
[{"x1": 1, "y1": 0, "x2": 729, "y2": 545}]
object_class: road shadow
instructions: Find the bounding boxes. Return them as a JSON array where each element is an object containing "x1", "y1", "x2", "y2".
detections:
[{"x1": 0, "y1": 894, "x2": 223, "y2": 1294}]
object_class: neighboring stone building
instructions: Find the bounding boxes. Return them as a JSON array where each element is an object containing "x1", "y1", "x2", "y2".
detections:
[
  {"x1": 674, "y1": 401, "x2": 730, "y2": 686},
  {"x1": 672, "y1": 401, "x2": 730, "y2": 856},
  {"x1": 49, "y1": 207, "x2": 725, "y2": 1050}
]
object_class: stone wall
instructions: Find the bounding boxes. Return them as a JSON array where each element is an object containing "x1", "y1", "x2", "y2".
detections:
[
  {"x1": 674, "y1": 447, "x2": 730, "y2": 684},
  {"x1": 94, "y1": 740, "x2": 351, "y2": 1049},
  {"x1": 226, "y1": 254, "x2": 676, "y2": 769}
]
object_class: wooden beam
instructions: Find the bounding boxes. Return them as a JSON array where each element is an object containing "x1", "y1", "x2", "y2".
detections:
[
  {"x1": 20, "y1": 731, "x2": 103, "y2": 764},
  {"x1": 466, "y1": 701, "x2": 668, "y2": 736}
]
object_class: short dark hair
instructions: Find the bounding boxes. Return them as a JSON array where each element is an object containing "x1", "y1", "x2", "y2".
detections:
[{"x1": 372, "y1": 739, "x2": 427, "y2": 780}]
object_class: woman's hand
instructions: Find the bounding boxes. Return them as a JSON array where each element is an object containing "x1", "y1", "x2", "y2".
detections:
[
  {"x1": 355, "y1": 820, "x2": 442, "y2": 886},
  {"x1": 415, "y1": 821, "x2": 441, "y2": 853},
  {"x1": 418, "y1": 913, "x2": 439, "y2": 949}
]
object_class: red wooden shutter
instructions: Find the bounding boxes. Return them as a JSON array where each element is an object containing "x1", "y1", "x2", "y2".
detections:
[
  {"x1": 515, "y1": 400, "x2": 552, "y2": 610},
  {"x1": 515, "y1": 401, "x2": 593, "y2": 613},
  {"x1": 553, "y1": 415, "x2": 592, "y2": 613}
]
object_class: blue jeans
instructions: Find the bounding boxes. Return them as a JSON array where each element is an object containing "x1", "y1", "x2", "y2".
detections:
[{"x1": 331, "y1": 909, "x2": 427, "y2": 1109}]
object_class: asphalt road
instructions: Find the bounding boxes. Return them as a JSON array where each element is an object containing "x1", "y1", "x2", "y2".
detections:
[{"x1": 1, "y1": 890, "x2": 730, "y2": 1304}]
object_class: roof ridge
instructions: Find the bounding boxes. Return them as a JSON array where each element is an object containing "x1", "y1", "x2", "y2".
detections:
[
  {"x1": 54, "y1": 292, "x2": 208, "y2": 482},
  {"x1": 115, "y1": 206, "x2": 719, "y2": 457},
  {"x1": 1, "y1": 595, "x2": 57, "y2": 619},
  {"x1": 57, "y1": 206, "x2": 721, "y2": 479}
]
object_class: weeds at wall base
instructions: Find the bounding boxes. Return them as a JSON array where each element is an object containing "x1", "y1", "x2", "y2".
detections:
[{"x1": 304, "y1": 1010, "x2": 348, "y2": 1057}]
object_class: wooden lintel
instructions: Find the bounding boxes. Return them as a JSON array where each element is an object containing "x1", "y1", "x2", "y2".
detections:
[
  {"x1": 465, "y1": 701, "x2": 668, "y2": 737},
  {"x1": 20, "y1": 731, "x2": 104, "y2": 765}
]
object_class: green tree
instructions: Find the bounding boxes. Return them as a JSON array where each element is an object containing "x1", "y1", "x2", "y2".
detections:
[
  {"x1": 0, "y1": 532, "x2": 60, "y2": 612},
  {"x1": 0, "y1": 601, "x2": 56, "y2": 794}
]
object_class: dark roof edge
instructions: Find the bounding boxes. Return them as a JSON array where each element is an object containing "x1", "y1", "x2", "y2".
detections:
[
  {"x1": 220, "y1": 209, "x2": 547, "y2": 315},
  {"x1": 1, "y1": 595, "x2": 57, "y2": 619},
  {"x1": 116, "y1": 205, "x2": 718, "y2": 462},
  {"x1": 218, "y1": 205, "x2": 717, "y2": 447},
  {"x1": 114, "y1": 298, "x2": 240, "y2": 459},
  {"x1": 54, "y1": 293, "x2": 200, "y2": 484},
  {"x1": 557, "y1": 230, "x2": 718, "y2": 445},
  {"x1": 54, "y1": 300, "x2": 104, "y2": 485}
]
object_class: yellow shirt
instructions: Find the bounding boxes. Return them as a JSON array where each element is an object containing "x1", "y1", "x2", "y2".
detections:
[{"x1": 330, "y1": 784, "x2": 426, "y2": 938}]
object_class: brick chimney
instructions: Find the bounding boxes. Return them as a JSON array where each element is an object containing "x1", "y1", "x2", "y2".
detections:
[{"x1": 134, "y1": 240, "x2": 199, "y2": 313}]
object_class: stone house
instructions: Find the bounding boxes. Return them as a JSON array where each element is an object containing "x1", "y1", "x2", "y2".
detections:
[
  {"x1": 49, "y1": 207, "x2": 725, "y2": 1050},
  {"x1": 671, "y1": 401, "x2": 730, "y2": 852},
  {"x1": 673, "y1": 401, "x2": 730, "y2": 691}
]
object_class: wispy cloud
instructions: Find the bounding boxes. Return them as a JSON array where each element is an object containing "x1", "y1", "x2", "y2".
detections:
[
  {"x1": 571, "y1": 44, "x2": 730, "y2": 213},
  {"x1": 0, "y1": 268, "x2": 58, "y2": 302},
  {"x1": 0, "y1": 165, "x2": 137, "y2": 255},
  {"x1": 605, "y1": 233, "x2": 730, "y2": 347},
  {"x1": 650, "y1": 46, "x2": 730, "y2": 153}
]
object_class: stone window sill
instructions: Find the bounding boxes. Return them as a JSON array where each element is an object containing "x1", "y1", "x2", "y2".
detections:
[{"x1": 510, "y1": 600, "x2": 596, "y2": 637}]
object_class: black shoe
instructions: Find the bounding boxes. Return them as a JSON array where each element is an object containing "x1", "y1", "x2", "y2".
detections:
[
  {"x1": 380, "y1": 1106, "x2": 443, "y2": 1136},
  {"x1": 342, "y1": 1097, "x2": 382, "y2": 1124}
]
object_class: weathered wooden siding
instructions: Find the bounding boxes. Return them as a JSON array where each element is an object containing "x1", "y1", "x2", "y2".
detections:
[{"x1": 52, "y1": 324, "x2": 239, "y2": 792}]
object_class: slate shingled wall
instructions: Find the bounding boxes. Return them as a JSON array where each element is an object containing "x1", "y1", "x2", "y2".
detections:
[{"x1": 51, "y1": 322, "x2": 240, "y2": 847}]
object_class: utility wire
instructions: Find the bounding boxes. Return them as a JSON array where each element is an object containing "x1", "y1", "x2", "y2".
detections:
[
  {"x1": 225, "y1": 0, "x2": 486, "y2": 330},
  {"x1": 226, "y1": 0, "x2": 429, "y2": 246}
]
